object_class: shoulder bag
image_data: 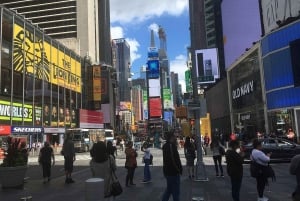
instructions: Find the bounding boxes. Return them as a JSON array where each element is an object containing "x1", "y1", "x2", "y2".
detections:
[{"x1": 109, "y1": 158, "x2": 123, "y2": 197}]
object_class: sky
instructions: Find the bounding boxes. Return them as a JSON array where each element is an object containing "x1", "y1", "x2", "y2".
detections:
[{"x1": 110, "y1": 0, "x2": 190, "y2": 92}]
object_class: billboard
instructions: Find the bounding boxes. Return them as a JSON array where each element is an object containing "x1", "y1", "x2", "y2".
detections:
[
  {"x1": 13, "y1": 24, "x2": 81, "y2": 92},
  {"x1": 222, "y1": 1, "x2": 261, "y2": 68},
  {"x1": 163, "y1": 88, "x2": 173, "y2": 109},
  {"x1": 148, "y1": 47, "x2": 159, "y2": 58},
  {"x1": 260, "y1": 0, "x2": 300, "y2": 34},
  {"x1": 0, "y1": 100, "x2": 33, "y2": 122},
  {"x1": 147, "y1": 60, "x2": 160, "y2": 79},
  {"x1": 120, "y1": 102, "x2": 132, "y2": 111},
  {"x1": 195, "y1": 48, "x2": 219, "y2": 84},
  {"x1": 149, "y1": 97, "x2": 162, "y2": 118},
  {"x1": 92, "y1": 66, "x2": 101, "y2": 101},
  {"x1": 148, "y1": 79, "x2": 161, "y2": 97}
]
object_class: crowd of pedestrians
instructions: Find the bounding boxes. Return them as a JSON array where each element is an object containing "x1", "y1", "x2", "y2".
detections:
[{"x1": 10, "y1": 130, "x2": 300, "y2": 201}]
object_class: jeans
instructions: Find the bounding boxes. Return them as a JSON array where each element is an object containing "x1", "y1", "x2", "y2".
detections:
[
  {"x1": 162, "y1": 175, "x2": 180, "y2": 201},
  {"x1": 144, "y1": 160, "x2": 151, "y2": 181},
  {"x1": 230, "y1": 177, "x2": 242, "y2": 201}
]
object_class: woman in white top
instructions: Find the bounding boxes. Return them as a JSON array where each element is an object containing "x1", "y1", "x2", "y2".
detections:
[
  {"x1": 141, "y1": 142, "x2": 152, "y2": 183},
  {"x1": 251, "y1": 139, "x2": 271, "y2": 201},
  {"x1": 210, "y1": 137, "x2": 224, "y2": 177}
]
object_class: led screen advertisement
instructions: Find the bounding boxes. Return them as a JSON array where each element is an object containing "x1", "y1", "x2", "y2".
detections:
[
  {"x1": 148, "y1": 79, "x2": 161, "y2": 97},
  {"x1": 260, "y1": 0, "x2": 300, "y2": 34},
  {"x1": 13, "y1": 24, "x2": 81, "y2": 92},
  {"x1": 0, "y1": 100, "x2": 41, "y2": 124},
  {"x1": 147, "y1": 60, "x2": 160, "y2": 79},
  {"x1": 149, "y1": 97, "x2": 162, "y2": 118},
  {"x1": 195, "y1": 48, "x2": 219, "y2": 84}
]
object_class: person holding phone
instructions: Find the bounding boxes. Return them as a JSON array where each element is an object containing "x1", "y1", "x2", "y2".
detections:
[{"x1": 251, "y1": 139, "x2": 271, "y2": 201}]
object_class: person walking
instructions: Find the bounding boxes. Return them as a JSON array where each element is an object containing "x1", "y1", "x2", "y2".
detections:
[
  {"x1": 90, "y1": 139, "x2": 116, "y2": 199},
  {"x1": 210, "y1": 137, "x2": 224, "y2": 177},
  {"x1": 184, "y1": 136, "x2": 196, "y2": 179},
  {"x1": 225, "y1": 140, "x2": 244, "y2": 201},
  {"x1": 162, "y1": 131, "x2": 182, "y2": 201},
  {"x1": 141, "y1": 142, "x2": 152, "y2": 183},
  {"x1": 38, "y1": 142, "x2": 55, "y2": 184},
  {"x1": 251, "y1": 139, "x2": 271, "y2": 201},
  {"x1": 290, "y1": 154, "x2": 300, "y2": 201},
  {"x1": 120, "y1": 139, "x2": 125, "y2": 151},
  {"x1": 124, "y1": 141, "x2": 137, "y2": 187},
  {"x1": 62, "y1": 133, "x2": 76, "y2": 184}
]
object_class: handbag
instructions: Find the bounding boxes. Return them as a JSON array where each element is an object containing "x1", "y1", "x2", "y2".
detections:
[
  {"x1": 110, "y1": 171, "x2": 123, "y2": 196},
  {"x1": 250, "y1": 156, "x2": 276, "y2": 181},
  {"x1": 109, "y1": 157, "x2": 123, "y2": 197}
]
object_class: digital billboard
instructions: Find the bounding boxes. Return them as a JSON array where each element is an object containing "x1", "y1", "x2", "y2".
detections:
[
  {"x1": 195, "y1": 48, "x2": 219, "y2": 84},
  {"x1": 260, "y1": 0, "x2": 300, "y2": 34},
  {"x1": 148, "y1": 79, "x2": 161, "y2": 97},
  {"x1": 13, "y1": 24, "x2": 81, "y2": 92},
  {"x1": 0, "y1": 100, "x2": 33, "y2": 122},
  {"x1": 147, "y1": 60, "x2": 160, "y2": 79},
  {"x1": 149, "y1": 97, "x2": 162, "y2": 118}
]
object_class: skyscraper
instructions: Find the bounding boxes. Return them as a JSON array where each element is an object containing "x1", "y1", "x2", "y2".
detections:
[{"x1": 189, "y1": 0, "x2": 225, "y2": 85}]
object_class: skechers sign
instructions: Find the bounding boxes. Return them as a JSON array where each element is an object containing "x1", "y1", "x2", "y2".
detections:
[
  {"x1": 0, "y1": 100, "x2": 33, "y2": 121},
  {"x1": 232, "y1": 80, "x2": 254, "y2": 100},
  {"x1": 11, "y1": 126, "x2": 42, "y2": 133}
]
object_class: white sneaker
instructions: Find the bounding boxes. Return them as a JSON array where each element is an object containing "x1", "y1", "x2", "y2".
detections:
[{"x1": 257, "y1": 197, "x2": 268, "y2": 201}]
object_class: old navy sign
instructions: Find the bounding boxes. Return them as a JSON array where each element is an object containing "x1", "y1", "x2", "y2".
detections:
[
  {"x1": 11, "y1": 126, "x2": 43, "y2": 133},
  {"x1": 232, "y1": 80, "x2": 254, "y2": 100}
]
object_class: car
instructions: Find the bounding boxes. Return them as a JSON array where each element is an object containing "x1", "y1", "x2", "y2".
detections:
[{"x1": 241, "y1": 137, "x2": 300, "y2": 163}]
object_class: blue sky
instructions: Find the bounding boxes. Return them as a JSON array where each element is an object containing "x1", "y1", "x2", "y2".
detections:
[{"x1": 110, "y1": 0, "x2": 190, "y2": 92}]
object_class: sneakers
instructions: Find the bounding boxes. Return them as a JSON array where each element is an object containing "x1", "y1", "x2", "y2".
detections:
[
  {"x1": 257, "y1": 197, "x2": 268, "y2": 201},
  {"x1": 141, "y1": 180, "x2": 151, "y2": 183},
  {"x1": 65, "y1": 178, "x2": 75, "y2": 184}
]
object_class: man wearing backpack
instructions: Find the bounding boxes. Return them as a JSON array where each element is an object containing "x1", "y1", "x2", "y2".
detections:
[{"x1": 141, "y1": 142, "x2": 152, "y2": 183}]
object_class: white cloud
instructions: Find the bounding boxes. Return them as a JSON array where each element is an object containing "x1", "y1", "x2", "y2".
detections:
[
  {"x1": 110, "y1": 0, "x2": 188, "y2": 24},
  {"x1": 126, "y1": 38, "x2": 141, "y2": 64},
  {"x1": 111, "y1": 26, "x2": 141, "y2": 64},
  {"x1": 111, "y1": 26, "x2": 124, "y2": 39},
  {"x1": 148, "y1": 23, "x2": 159, "y2": 35},
  {"x1": 170, "y1": 54, "x2": 187, "y2": 93}
]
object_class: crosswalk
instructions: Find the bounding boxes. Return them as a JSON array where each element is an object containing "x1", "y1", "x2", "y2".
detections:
[{"x1": 1, "y1": 147, "x2": 216, "y2": 166}]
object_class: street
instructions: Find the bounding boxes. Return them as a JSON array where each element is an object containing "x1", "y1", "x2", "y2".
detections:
[{"x1": 0, "y1": 148, "x2": 297, "y2": 201}]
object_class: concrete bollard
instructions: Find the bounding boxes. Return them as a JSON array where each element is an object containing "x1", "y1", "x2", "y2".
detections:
[{"x1": 85, "y1": 178, "x2": 104, "y2": 201}]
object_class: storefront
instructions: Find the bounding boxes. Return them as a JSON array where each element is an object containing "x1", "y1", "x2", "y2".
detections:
[
  {"x1": 11, "y1": 126, "x2": 43, "y2": 148},
  {"x1": 227, "y1": 43, "x2": 266, "y2": 141},
  {"x1": 261, "y1": 20, "x2": 300, "y2": 140}
]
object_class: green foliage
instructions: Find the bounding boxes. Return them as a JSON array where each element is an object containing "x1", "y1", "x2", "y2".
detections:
[{"x1": 0, "y1": 137, "x2": 27, "y2": 167}]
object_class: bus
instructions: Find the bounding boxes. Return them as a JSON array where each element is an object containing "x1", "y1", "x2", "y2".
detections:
[{"x1": 65, "y1": 128, "x2": 114, "y2": 152}]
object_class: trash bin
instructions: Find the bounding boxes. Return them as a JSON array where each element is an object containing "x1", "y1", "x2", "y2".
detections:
[{"x1": 85, "y1": 178, "x2": 104, "y2": 201}]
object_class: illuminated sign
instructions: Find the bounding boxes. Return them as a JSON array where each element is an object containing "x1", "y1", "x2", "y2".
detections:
[
  {"x1": 13, "y1": 24, "x2": 81, "y2": 92},
  {"x1": 147, "y1": 60, "x2": 160, "y2": 79},
  {"x1": 0, "y1": 100, "x2": 33, "y2": 122},
  {"x1": 195, "y1": 48, "x2": 219, "y2": 84},
  {"x1": 232, "y1": 80, "x2": 254, "y2": 100},
  {"x1": 11, "y1": 126, "x2": 43, "y2": 133}
]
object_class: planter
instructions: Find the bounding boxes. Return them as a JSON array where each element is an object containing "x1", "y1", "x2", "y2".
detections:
[{"x1": 0, "y1": 165, "x2": 27, "y2": 189}]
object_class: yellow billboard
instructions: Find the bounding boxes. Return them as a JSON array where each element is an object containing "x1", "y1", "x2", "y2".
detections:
[
  {"x1": 13, "y1": 24, "x2": 81, "y2": 92},
  {"x1": 200, "y1": 113, "x2": 211, "y2": 139},
  {"x1": 0, "y1": 100, "x2": 33, "y2": 122}
]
